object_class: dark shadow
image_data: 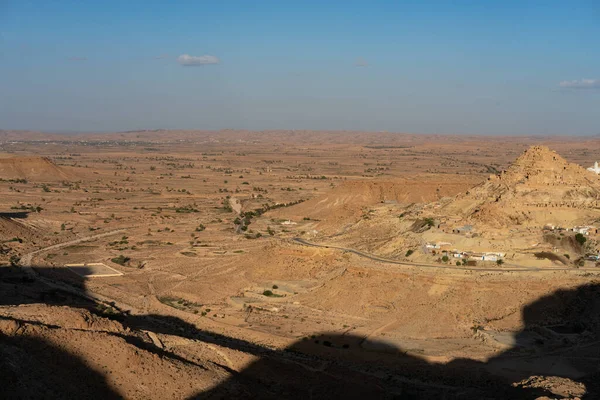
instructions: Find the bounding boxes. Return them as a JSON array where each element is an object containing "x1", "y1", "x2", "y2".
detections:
[
  {"x1": 188, "y1": 334, "x2": 539, "y2": 399},
  {"x1": 2, "y1": 263, "x2": 600, "y2": 399},
  {"x1": 487, "y1": 283, "x2": 600, "y2": 398},
  {"x1": 0, "y1": 264, "x2": 93, "y2": 307},
  {"x1": 0, "y1": 211, "x2": 30, "y2": 219},
  {"x1": 0, "y1": 265, "x2": 122, "y2": 399},
  {"x1": 189, "y1": 284, "x2": 600, "y2": 399},
  {"x1": 0, "y1": 328, "x2": 122, "y2": 400}
]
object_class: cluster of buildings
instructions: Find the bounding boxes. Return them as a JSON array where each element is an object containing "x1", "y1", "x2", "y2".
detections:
[
  {"x1": 424, "y1": 242, "x2": 505, "y2": 263},
  {"x1": 543, "y1": 224, "x2": 598, "y2": 236}
]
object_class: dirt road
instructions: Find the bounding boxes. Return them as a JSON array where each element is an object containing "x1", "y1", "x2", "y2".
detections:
[{"x1": 18, "y1": 229, "x2": 136, "y2": 311}]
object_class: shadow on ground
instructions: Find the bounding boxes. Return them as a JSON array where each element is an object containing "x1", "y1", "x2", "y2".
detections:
[{"x1": 1, "y1": 264, "x2": 599, "y2": 399}]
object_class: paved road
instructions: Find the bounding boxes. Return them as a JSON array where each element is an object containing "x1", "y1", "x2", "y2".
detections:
[{"x1": 292, "y1": 237, "x2": 598, "y2": 273}]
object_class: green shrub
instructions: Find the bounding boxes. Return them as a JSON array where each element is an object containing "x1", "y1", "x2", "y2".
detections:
[
  {"x1": 9, "y1": 255, "x2": 21, "y2": 266},
  {"x1": 111, "y1": 255, "x2": 130, "y2": 266},
  {"x1": 405, "y1": 249, "x2": 414, "y2": 257}
]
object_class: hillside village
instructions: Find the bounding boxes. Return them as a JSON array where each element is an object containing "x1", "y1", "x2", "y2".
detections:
[{"x1": 276, "y1": 146, "x2": 600, "y2": 270}]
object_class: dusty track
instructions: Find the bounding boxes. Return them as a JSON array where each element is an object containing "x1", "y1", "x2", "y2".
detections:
[{"x1": 18, "y1": 229, "x2": 137, "y2": 311}]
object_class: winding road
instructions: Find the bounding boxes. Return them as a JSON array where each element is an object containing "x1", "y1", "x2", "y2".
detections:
[
  {"x1": 292, "y1": 237, "x2": 599, "y2": 273},
  {"x1": 18, "y1": 229, "x2": 134, "y2": 311}
]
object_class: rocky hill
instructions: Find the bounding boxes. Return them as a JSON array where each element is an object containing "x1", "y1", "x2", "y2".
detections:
[{"x1": 442, "y1": 146, "x2": 600, "y2": 227}]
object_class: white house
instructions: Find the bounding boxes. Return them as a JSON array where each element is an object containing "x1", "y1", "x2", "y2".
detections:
[
  {"x1": 572, "y1": 226, "x2": 595, "y2": 235},
  {"x1": 588, "y1": 162, "x2": 600, "y2": 174}
]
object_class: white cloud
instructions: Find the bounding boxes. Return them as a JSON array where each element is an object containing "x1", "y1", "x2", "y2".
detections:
[
  {"x1": 558, "y1": 79, "x2": 600, "y2": 89},
  {"x1": 355, "y1": 57, "x2": 368, "y2": 67},
  {"x1": 177, "y1": 54, "x2": 220, "y2": 66}
]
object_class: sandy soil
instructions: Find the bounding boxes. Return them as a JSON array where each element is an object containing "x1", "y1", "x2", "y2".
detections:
[{"x1": 2, "y1": 130, "x2": 600, "y2": 398}]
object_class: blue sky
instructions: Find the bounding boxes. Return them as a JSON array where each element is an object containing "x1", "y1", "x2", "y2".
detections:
[{"x1": 1, "y1": 0, "x2": 599, "y2": 135}]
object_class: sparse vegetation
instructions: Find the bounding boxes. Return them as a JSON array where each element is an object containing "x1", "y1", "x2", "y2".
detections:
[
  {"x1": 111, "y1": 255, "x2": 131, "y2": 266},
  {"x1": 262, "y1": 290, "x2": 283, "y2": 297},
  {"x1": 411, "y1": 218, "x2": 435, "y2": 233},
  {"x1": 158, "y1": 295, "x2": 203, "y2": 311}
]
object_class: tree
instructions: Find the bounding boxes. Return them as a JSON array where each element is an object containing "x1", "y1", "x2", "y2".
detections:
[
  {"x1": 496, "y1": 259, "x2": 504, "y2": 265},
  {"x1": 575, "y1": 233, "x2": 587, "y2": 246},
  {"x1": 405, "y1": 249, "x2": 414, "y2": 257},
  {"x1": 441, "y1": 255, "x2": 449, "y2": 263}
]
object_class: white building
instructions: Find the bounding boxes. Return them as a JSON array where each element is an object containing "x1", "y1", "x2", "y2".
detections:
[
  {"x1": 572, "y1": 226, "x2": 595, "y2": 235},
  {"x1": 588, "y1": 162, "x2": 600, "y2": 174}
]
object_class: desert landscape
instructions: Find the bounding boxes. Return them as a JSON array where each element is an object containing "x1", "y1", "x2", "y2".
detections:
[{"x1": 2, "y1": 129, "x2": 600, "y2": 399}]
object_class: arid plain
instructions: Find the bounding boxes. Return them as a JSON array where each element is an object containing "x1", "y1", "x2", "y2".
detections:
[{"x1": 2, "y1": 130, "x2": 600, "y2": 399}]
